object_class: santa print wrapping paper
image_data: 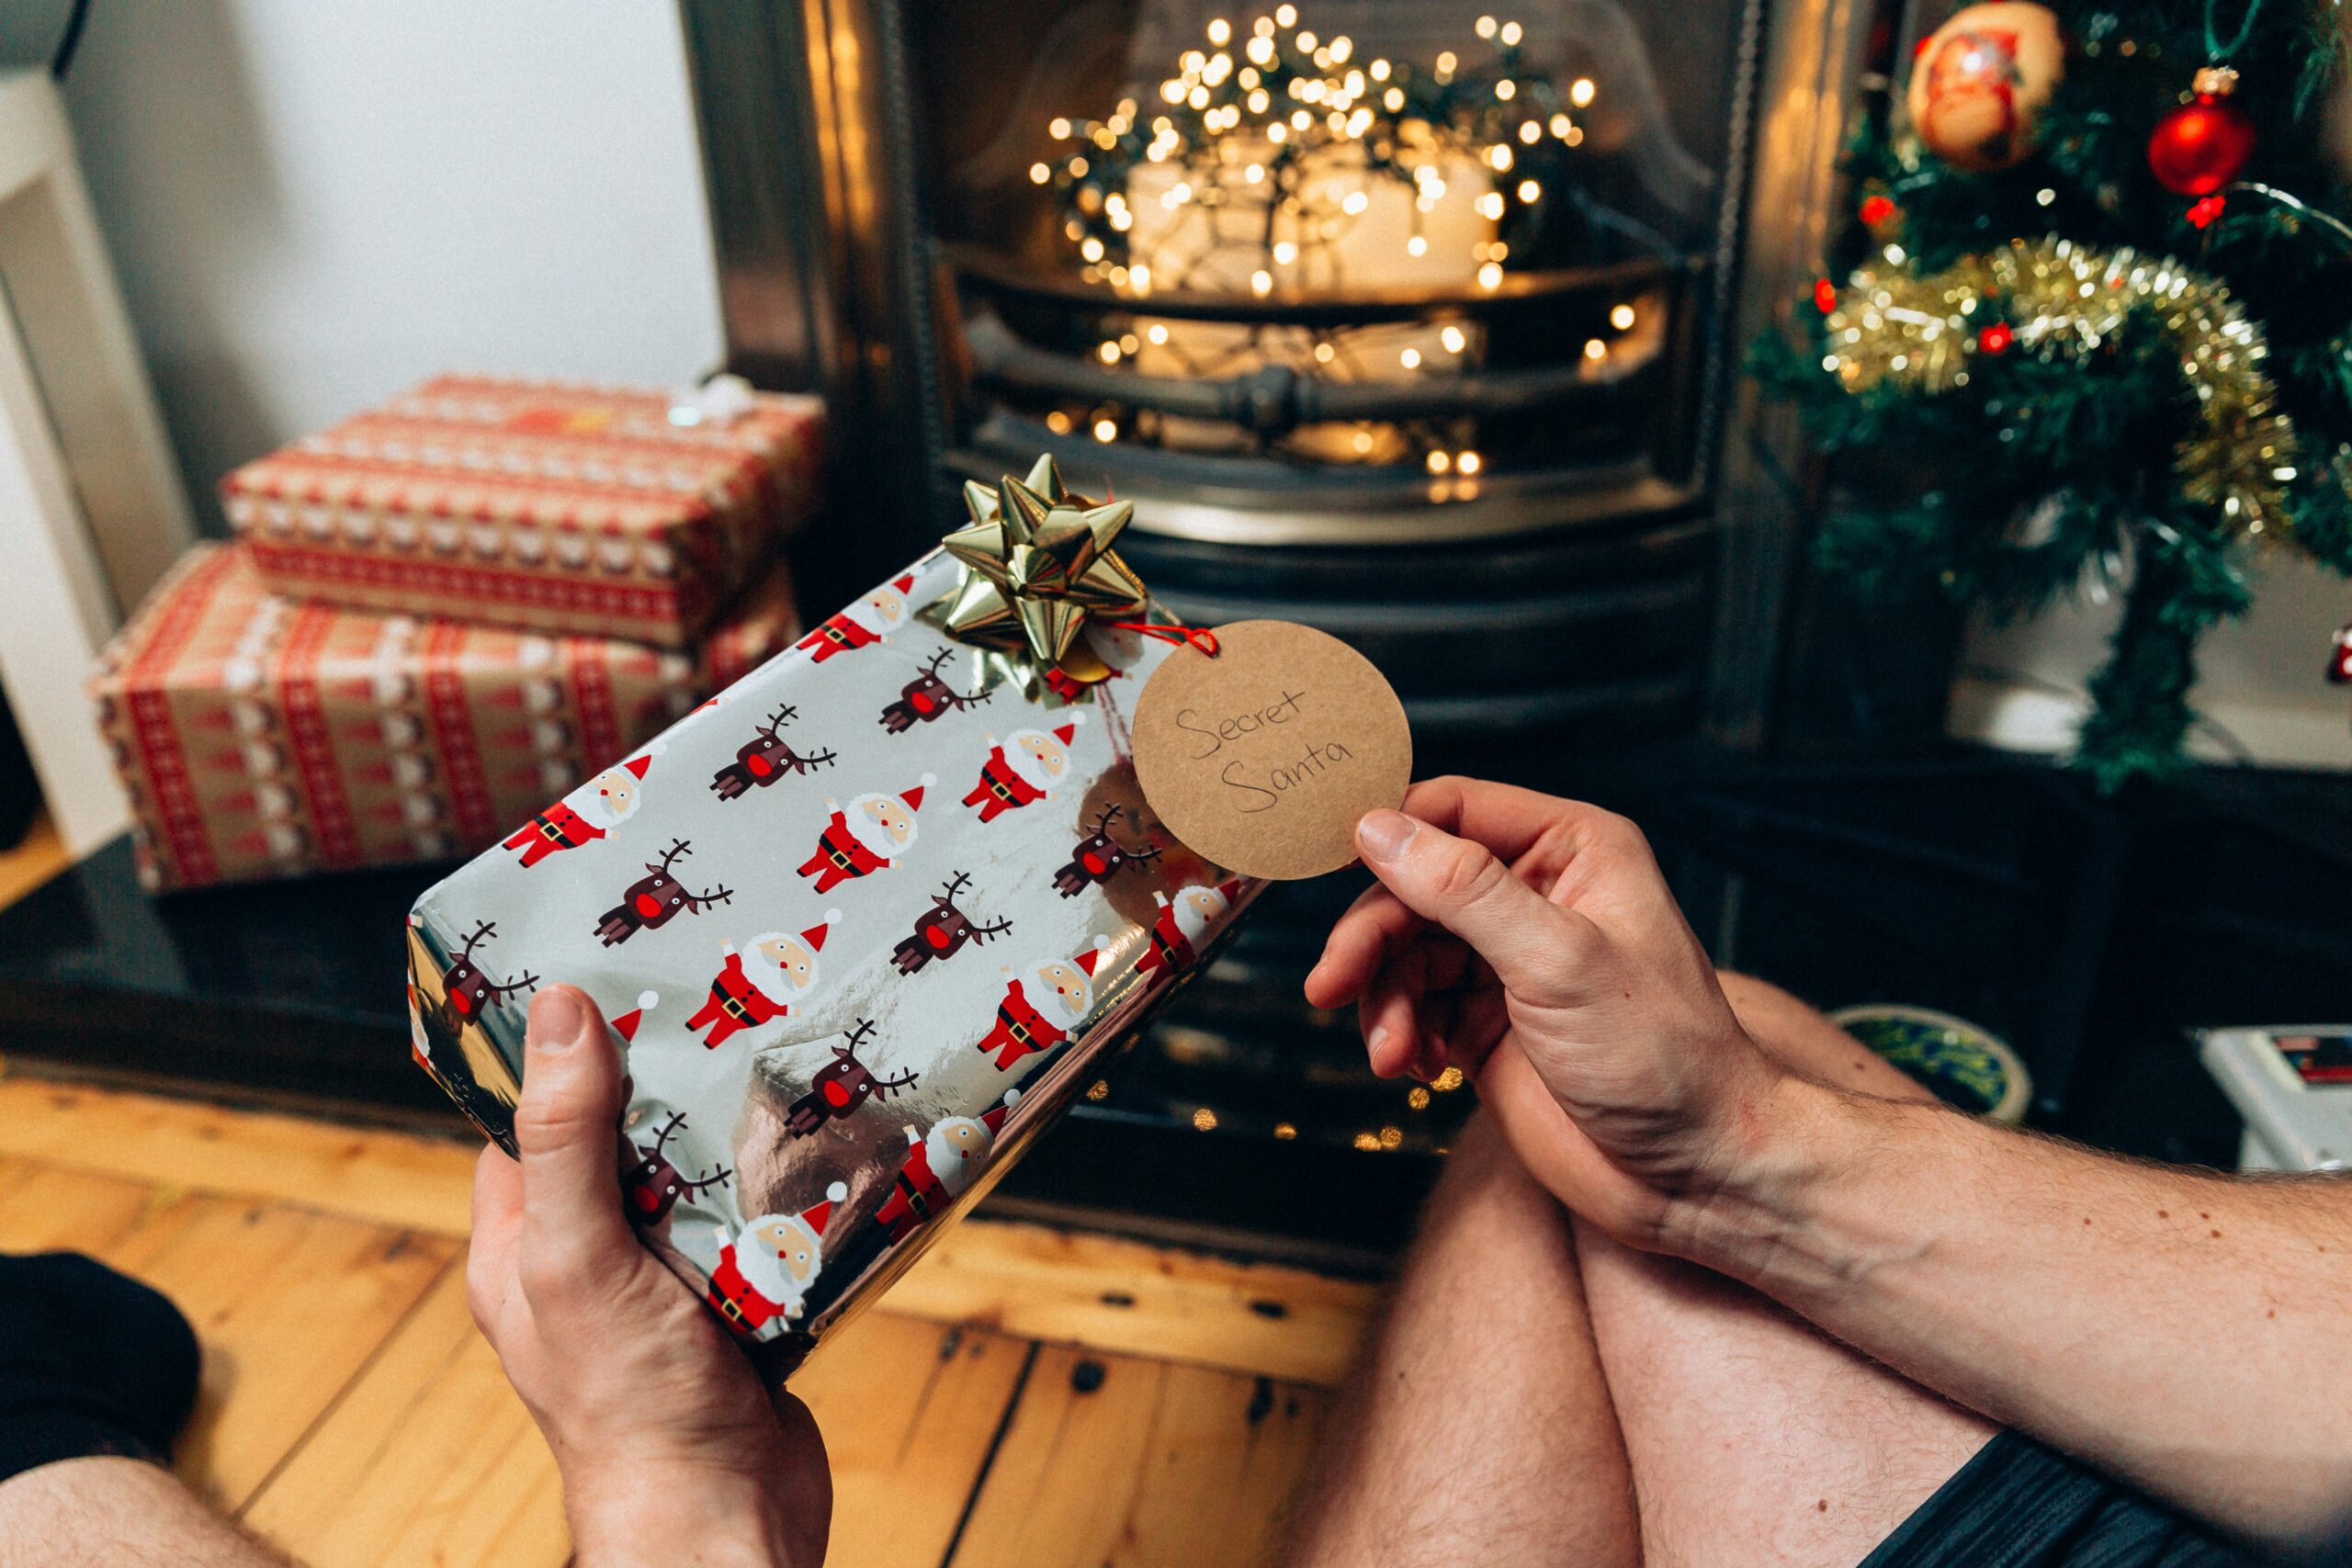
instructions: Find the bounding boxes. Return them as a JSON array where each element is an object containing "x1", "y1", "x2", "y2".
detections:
[
  {"x1": 92, "y1": 543, "x2": 799, "y2": 892},
  {"x1": 405, "y1": 547, "x2": 1263, "y2": 1369},
  {"x1": 220, "y1": 375, "x2": 823, "y2": 649}
]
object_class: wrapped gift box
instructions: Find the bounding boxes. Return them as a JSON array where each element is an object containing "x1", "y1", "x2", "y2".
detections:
[
  {"x1": 405, "y1": 537, "x2": 1261, "y2": 1372},
  {"x1": 220, "y1": 375, "x2": 823, "y2": 648},
  {"x1": 2199, "y1": 1026, "x2": 2352, "y2": 1171},
  {"x1": 92, "y1": 543, "x2": 800, "y2": 892}
]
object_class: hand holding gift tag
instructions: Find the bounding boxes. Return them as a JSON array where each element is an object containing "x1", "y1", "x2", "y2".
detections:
[{"x1": 1130, "y1": 620, "x2": 1412, "y2": 880}]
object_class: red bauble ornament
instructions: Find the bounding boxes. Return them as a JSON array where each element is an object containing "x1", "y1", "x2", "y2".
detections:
[
  {"x1": 2148, "y1": 68, "x2": 2256, "y2": 197},
  {"x1": 1860, "y1": 193, "x2": 1898, "y2": 228},
  {"x1": 1977, "y1": 321, "x2": 2016, "y2": 355}
]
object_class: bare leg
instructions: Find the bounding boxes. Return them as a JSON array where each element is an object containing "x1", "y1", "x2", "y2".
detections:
[
  {"x1": 1571, "y1": 973, "x2": 1997, "y2": 1566},
  {"x1": 1283, "y1": 1109, "x2": 1640, "y2": 1568},
  {"x1": 1289, "y1": 973, "x2": 1999, "y2": 1568},
  {"x1": 0, "y1": 1458, "x2": 293, "y2": 1567}
]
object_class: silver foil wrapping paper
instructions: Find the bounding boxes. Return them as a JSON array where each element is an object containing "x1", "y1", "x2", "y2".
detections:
[{"x1": 407, "y1": 546, "x2": 1261, "y2": 1371}]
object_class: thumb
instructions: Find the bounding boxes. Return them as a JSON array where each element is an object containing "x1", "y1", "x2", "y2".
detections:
[
  {"x1": 514, "y1": 984, "x2": 634, "y2": 1269},
  {"x1": 1355, "y1": 809, "x2": 1594, "y2": 999}
]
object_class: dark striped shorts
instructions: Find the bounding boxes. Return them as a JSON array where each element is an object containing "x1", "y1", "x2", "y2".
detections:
[{"x1": 1862, "y1": 1432, "x2": 2263, "y2": 1567}]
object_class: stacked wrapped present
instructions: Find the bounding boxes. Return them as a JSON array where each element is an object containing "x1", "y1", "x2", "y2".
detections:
[{"x1": 90, "y1": 374, "x2": 822, "y2": 891}]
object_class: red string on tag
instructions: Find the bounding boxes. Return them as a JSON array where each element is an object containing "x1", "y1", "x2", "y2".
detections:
[{"x1": 1110, "y1": 621, "x2": 1221, "y2": 657}]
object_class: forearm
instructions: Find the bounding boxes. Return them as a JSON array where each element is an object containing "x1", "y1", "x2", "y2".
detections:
[
  {"x1": 1669, "y1": 1076, "x2": 2352, "y2": 1547},
  {"x1": 568, "y1": 1468, "x2": 808, "y2": 1568}
]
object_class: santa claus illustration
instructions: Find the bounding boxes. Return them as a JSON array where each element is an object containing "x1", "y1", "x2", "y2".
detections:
[
  {"x1": 976, "y1": 937, "x2": 1112, "y2": 1070},
  {"x1": 684, "y1": 912, "x2": 838, "y2": 1049},
  {"x1": 796, "y1": 780, "x2": 931, "y2": 894},
  {"x1": 1909, "y1": 17, "x2": 2051, "y2": 173},
  {"x1": 961, "y1": 716, "x2": 1084, "y2": 823},
  {"x1": 797, "y1": 574, "x2": 914, "y2": 662},
  {"x1": 704, "y1": 1182, "x2": 846, "y2": 1335},
  {"x1": 876, "y1": 1090, "x2": 1019, "y2": 1244},
  {"x1": 503, "y1": 751, "x2": 654, "y2": 868},
  {"x1": 607, "y1": 990, "x2": 657, "y2": 1046},
  {"x1": 1135, "y1": 880, "x2": 1244, "y2": 978}
]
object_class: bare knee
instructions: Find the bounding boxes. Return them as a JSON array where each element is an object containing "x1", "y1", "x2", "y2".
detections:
[
  {"x1": 1362, "y1": 1108, "x2": 1586, "y2": 1331},
  {"x1": 1287, "y1": 1111, "x2": 1635, "y2": 1568},
  {"x1": 1422, "y1": 1106, "x2": 1567, "y2": 1236},
  {"x1": 1717, "y1": 970, "x2": 1941, "y2": 1105},
  {"x1": 0, "y1": 1458, "x2": 293, "y2": 1567}
]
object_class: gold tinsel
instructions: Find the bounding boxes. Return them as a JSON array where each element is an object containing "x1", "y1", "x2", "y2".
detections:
[{"x1": 1822, "y1": 236, "x2": 2300, "y2": 539}]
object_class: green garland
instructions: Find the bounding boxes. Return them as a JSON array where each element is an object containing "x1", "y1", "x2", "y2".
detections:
[{"x1": 1754, "y1": 0, "x2": 2352, "y2": 789}]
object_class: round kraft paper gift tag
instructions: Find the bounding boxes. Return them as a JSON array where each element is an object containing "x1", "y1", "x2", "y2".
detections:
[{"x1": 1130, "y1": 620, "x2": 1411, "y2": 880}]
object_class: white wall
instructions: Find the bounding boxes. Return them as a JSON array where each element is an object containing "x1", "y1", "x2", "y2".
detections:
[
  {"x1": 1950, "y1": 550, "x2": 2352, "y2": 772},
  {"x1": 57, "y1": 0, "x2": 726, "y2": 530}
]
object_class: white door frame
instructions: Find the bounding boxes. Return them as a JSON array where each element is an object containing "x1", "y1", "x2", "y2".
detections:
[{"x1": 0, "y1": 67, "x2": 196, "y2": 856}]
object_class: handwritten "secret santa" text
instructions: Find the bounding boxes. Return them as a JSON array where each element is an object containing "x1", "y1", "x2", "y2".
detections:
[
  {"x1": 1172, "y1": 693, "x2": 1360, "y2": 815},
  {"x1": 1172, "y1": 690, "x2": 1308, "y2": 756}
]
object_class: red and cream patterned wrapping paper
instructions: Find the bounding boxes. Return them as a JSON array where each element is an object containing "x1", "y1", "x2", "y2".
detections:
[
  {"x1": 220, "y1": 376, "x2": 823, "y2": 648},
  {"x1": 403, "y1": 545, "x2": 1264, "y2": 1375},
  {"x1": 91, "y1": 543, "x2": 801, "y2": 892}
]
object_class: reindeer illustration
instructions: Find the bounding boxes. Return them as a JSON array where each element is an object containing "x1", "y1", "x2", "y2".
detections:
[
  {"x1": 439, "y1": 920, "x2": 539, "y2": 1020},
  {"x1": 783, "y1": 1021, "x2": 922, "y2": 1137},
  {"x1": 877, "y1": 647, "x2": 995, "y2": 735},
  {"x1": 709, "y1": 705, "x2": 838, "y2": 801},
  {"x1": 622, "y1": 1111, "x2": 732, "y2": 1224},
  {"x1": 1053, "y1": 804, "x2": 1163, "y2": 897},
  {"x1": 594, "y1": 838, "x2": 734, "y2": 946},
  {"x1": 892, "y1": 870, "x2": 1014, "y2": 975}
]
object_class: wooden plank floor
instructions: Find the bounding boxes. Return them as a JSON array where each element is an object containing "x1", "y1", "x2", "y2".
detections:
[
  {"x1": 0, "y1": 1069, "x2": 1377, "y2": 1567},
  {"x1": 0, "y1": 813, "x2": 67, "y2": 912}
]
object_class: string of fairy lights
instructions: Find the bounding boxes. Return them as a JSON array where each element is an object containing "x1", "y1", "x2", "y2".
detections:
[
  {"x1": 1022, "y1": 7, "x2": 1653, "y2": 471},
  {"x1": 1036, "y1": 7, "x2": 1593, "y2": 297},
  {"x1": 1083, "y1": 1061, "x2": 1469, "y2": 1152}
]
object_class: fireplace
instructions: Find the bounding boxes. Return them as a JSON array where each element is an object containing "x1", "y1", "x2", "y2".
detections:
[{"x1": 675, "y1": 0, "x2": 1867, "y2": 1232}]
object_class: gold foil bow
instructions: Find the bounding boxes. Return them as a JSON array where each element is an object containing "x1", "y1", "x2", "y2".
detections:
[{"x1": 938, "y1": 455, "x2": 1147, "y2": 679}]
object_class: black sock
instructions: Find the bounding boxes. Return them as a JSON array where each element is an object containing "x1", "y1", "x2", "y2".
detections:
[{"x1": 0, "y1": 1252, "x2": 201, "y2": 1484}]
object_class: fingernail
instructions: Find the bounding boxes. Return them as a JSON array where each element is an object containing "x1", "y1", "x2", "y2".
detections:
[
  {"x1": 1367, "y1": 1023, "x2": 1393, "y2": 1058},
  {"x1": 530, "y1": 986, "x2": 592, "y2": 1050},
  {"x1": 1357, "y1": 809, "x2": 1418, "y2": 863}
]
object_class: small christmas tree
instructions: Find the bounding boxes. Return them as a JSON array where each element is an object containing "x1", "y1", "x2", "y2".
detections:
[{"x1": 1753, "y1": 0, "x2": 2352, "y2": 788}]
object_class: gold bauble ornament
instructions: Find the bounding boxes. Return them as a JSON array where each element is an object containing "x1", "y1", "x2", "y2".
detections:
[
  {"x1": 938, "y1": 454, "x2": 1148, "y2": 677},
  {"x1": 1906, "y1": 2, "x2": 2065, "y2": 173}
]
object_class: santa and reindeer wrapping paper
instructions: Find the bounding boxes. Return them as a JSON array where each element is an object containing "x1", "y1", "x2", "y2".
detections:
[
  {"x1": 220, "y1": 375, "x2": 824, "y2": 649},
  {"x1": 91, "y1": 543, "x2": 800, "y2": 892},
  {"x1": 405, "y1": 544, "x2": 1264, "y2": 1371}
]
